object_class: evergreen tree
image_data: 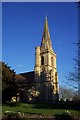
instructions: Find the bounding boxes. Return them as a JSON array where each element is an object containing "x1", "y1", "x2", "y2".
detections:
[{"x1": 1, "y1": 62, "x2": 17, "y2": 103}]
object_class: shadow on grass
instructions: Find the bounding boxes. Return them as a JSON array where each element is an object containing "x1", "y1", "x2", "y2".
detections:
[
  {"x1": 33, "y1": 101, "x2": 80, "y2": 111},
  {"x1": 2, "y1": 114, "x2": 79, "y2": 120},
  {"x1": 2, "y1": 114, "x2": 20, "y2": 120},
  {"x1": 54, "y1": 114, "x2": 73, "y2": 120},
  {"x1": 3, "y1": 101, "x2": 20, "y2": 107}
]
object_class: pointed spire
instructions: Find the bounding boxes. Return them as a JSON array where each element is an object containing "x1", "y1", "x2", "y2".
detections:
[
  {"x1": 43, "y1": 16, "x2": 50, "y2": 40},
  {"x1": 41, "y1": 16, "x2": 52, "y2": 50}
]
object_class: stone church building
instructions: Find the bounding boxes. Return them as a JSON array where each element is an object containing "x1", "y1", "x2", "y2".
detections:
[{"x1": 16, "y1": 17, "x2": 59, "y2": 103}]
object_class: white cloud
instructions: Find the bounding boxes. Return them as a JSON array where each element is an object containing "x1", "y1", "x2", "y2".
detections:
[{"x1": 16, "y1": 64, "x2": 24, "y2": 68}]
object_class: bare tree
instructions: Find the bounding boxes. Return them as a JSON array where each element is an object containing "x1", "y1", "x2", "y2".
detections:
[
  {"x1": 59, "y1": 86, "x2": 74, "y2": 101},
  {"x1": 65, "y1": 2, "x2": 80, "y2": 101}
]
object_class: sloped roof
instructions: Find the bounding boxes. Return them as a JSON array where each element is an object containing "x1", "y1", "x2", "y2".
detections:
[
  {"x1": 15, "y1": 71, "x2": 34, "y2": 85},
  {"x1": 15, "y1": 74, "x2": 25, "y2": 80}
]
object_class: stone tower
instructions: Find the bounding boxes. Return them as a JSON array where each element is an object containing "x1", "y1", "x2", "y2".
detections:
[{"x1": 34, "y1": 17, "x2": 59, "y2": 103}]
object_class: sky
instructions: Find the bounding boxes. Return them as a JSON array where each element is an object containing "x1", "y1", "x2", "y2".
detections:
[
  {"x1": 2, "y1": 2, "x2": 78, "y2": 88},
  {"x1": 0, "y1": 2, "x2": 2, "y2": 61}
]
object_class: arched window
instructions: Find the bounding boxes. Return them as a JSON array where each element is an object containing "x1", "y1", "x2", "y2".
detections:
[
  {"x1": 41, "y1": 56, "x2": 44, "y2": 65},
  {"x1": 51, "y1": 57, "x2": 53, "y2": 66},
  {"x1": 55, "y1": 72, "x2": 57, "y2": 80}
]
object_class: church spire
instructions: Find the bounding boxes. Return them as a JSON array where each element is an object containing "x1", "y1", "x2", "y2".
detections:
[
  {"x1": 43, "y1": 16, "x2": 50, "y2": 40},
  {"x1": 41, "y1": 16, "x2": 52, "y2": 50}
]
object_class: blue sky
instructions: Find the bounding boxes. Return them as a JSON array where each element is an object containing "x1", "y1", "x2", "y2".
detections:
[{"x1": 2, "y1": 2, "x2": 78, "y2": 88}]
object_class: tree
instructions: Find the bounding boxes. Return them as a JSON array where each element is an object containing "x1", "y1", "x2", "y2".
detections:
[
  {"x1": 1, "y1": 61, "x2": 17, "y2": 103},
  {"x1": 65, "y1": 2, "x2": 80, "y2": 98},
  {"x1": 59, "y1": 86, "x2": 74, "y2": 101},
  {"x1": 65, "y1": 43, "x2": 80, "y2": 101},
  {"x1": 59, "y1": 85, "x2": 80, "y2": 102},
  {"x1": 78, "y1": 1, "x2": 80, "y2": 99},
  {"x1": 72, "y1": 90, "x2": 80, "y2": 102}
]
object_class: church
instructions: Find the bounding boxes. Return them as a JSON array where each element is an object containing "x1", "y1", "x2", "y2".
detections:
[{"x1": 16, "y1": 16, "x2": 59, "y2": 103}]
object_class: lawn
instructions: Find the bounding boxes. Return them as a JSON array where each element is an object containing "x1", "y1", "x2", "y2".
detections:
[{"x1": 2, "y1": 102, "x2": 80, "y2": 117}]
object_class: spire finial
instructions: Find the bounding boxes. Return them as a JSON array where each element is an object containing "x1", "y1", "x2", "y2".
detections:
[{"x1": 45, "y1": 13, "x2": 47, "y2": 20}]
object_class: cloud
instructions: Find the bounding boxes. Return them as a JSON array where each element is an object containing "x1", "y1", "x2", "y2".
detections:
[{"x1": 16, "y1": 64, "x2": 24, "y2": 68}]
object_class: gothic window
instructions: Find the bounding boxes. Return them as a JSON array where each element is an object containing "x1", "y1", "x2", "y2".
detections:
[
  {"x1": 51, "y1": 84, "x2": 54, "y2": 92},
  {"x1": 51, "y1": 57, "x2": 53, "y2": 66},
  {"x1": 41, "y1": 56, "x2": 44, "y2": 65},
  {"x1": 55, "y1": 72, "x2": 57, "y2": 80}
]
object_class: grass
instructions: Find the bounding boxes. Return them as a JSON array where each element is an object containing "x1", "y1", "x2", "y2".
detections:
[{"x1": 2, "y1": 102, "x2": 80, "y2": 116}]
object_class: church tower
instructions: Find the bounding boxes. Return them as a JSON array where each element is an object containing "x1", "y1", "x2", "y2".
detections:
[{"x1": 34, "y1": 17, "x2": 59, "y2": 103}]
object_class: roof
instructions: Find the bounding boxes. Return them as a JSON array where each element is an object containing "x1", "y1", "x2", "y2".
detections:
[{"x1": 15, "y1": 71, "x2": 34, "y2": 86}]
